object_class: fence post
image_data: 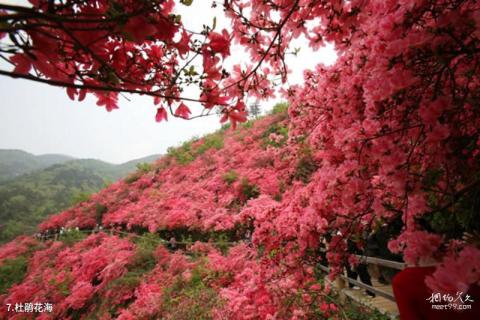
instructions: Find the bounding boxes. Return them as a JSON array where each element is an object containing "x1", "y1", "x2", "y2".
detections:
[
  {"x1": 367, "y1": 263, "x2": 381, "y2": 287},
  {"x1": 335, "y1": 269, "x2": 347, "y2": 303}
]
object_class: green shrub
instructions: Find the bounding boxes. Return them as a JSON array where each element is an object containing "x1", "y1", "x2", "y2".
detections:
[
  {"x1": 103, "y1": 179, "x2": 113, "y2": 188},
  {"x1": 124, "y1": 171, "x2": 142, "y2": 184},
  {"x1": 161, "y1": 265, "x2": 221, "y2": 320},
  {"x1": 136, "y1": 162, "x2": 152, "y2": 173},
  {"x1": 95, "y1": 203, "x2": 108, "y2": 224},
  {"x1": 242, "y1": 120, "x2": 255, "y2": 128},
  {"x1": 293, "y1": 147, "x2": 318, "y2": 183},
  {"x1": 109, "y1": 233, "x2": 162, "y2": 290},
  {"x1": 0, "y1": 256, "x2": 29, "y2": 294},
  {"x1": 59, "y1": 229, "x2": 86, "y2": 246},
  {"x1": 422, "y1": 191, "x2": 480, "y2": 239},
  {"x1": 222, "y1": 170, "x2": 238, "y2": 185},
  {"x1": 271, "y1": 102, "x2": 289, "y2": 115},
  {"x1": 197, "y1": 133, "x2": 224, "y2": 155},
  {"x1": 134, "y1": 232, "x2": 163, "y2": 252},
  {"x1": 220, "y1": 123, "x2": 231, "y2": 131},
  {"x1": 112, "y1": 247, "x2": 157, "y2": 289},
  {"x1": 180, "y1": 234, "x2": 194, "y2": 247},
  {"x1": 273, "y1": 181, "x2": 286, "y2": 201},
  {"x1": 70, "y1": 191, "x2": 91, "y2": 205},
  {"x1": 211, "y1": 233, "x2": 230, "y2": 255},
  {"x1": 168, "y1": 133, "x2": 224, "y2": 165},
  {"x1": 167, "y1": 141, "x2": 195, "y2": 165},
  {"x1": 48, "y1": 273, "x2": 72, "y2": 297},
  {"x1": 240, "y1": 178, "x2": 260, "y2": 200},
  {"x1": 420, "y1": 169, "x2": 480, "y2": 240},
  {"x1": 262, "y1": 123, "x2": 288, "y2": 148}
]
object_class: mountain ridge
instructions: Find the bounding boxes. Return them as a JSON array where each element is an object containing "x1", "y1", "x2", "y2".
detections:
[
  {"x1": 0, "y1": 149, "x2": 162, "y2": 183},
  {"x1": 0, "y1": 149, "x2": 74, "y2": 182},
  {"x1": 0, "y1": 151, "x2": 161, "y2": 242}
]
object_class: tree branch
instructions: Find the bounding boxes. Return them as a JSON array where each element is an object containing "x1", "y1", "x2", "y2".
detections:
[{"x1": 0, "y1": 69, "x2": 228, "y2": 108}]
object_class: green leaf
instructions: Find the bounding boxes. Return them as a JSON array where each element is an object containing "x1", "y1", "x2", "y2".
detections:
[
  {"x1": 181, "y1": 0, "x2": 193, "y2": 6},
  {"x1": 185, "y1": 66, "x2": 198, "y2": 76},
  {"x1": 212, "y1": 16, "x2": 217, "y2": 30},
  {"x1": 174, "y1": 14, "x2": 182, "y2": 24}
]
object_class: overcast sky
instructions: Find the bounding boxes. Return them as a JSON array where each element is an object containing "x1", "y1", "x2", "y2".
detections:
[{"x1": 0, "y1": 1, "x2": 336, "y2": 164}]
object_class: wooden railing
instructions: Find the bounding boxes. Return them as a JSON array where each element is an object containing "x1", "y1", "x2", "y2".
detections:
[
  {"x1": 353, "y1": 255, "x2": 405, "y2": 270},
  {"x1": 40, "y1": 229, "x2": 402, "y2": 309},
  {"x1": 36, "y1": 227, "x2": 240, "y2": 247},
  {"x1": 318, "y1": 264, "x2": 396, "y2": 301},
  {"x1": 318, "y1": 255, "x2": 404, "y2": 303}
]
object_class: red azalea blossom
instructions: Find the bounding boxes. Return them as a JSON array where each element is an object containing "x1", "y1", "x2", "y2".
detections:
[
  {"x1": 66, "y1": 87, "x2": 87, "y2": 102},
  {"x1": 175, "y1": 102, "x2": 191, "y2": 119},
  {"x1": 176, "y1": 30, "x2": 191, "y2": 57},
  {"x1": 95, "y1": 92, "x2": 118, "y2": 112},
  {"x1": 208, "y1": 29, "x2": 231, "y2": 58},
  {"x1": 124, "y1": 16, "x2": 158, "y2": 42},
  {"x1": 10, "y1": 54, "x2": 32, "y2": 74},
  {"x1": 155, "y1": 107, "x2": 168, "y2": 122}
]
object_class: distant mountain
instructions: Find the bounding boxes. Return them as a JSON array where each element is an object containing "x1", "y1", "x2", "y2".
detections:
[
  {"x1": 0, "y1": 149, "x2": 73, "y2": 182},
  {"x1": 116, "y1": 154, "x2": 163, "y2": 176},
  {"x1": 0, "y1": 152, "x2": 161, "y2": 242},
  {"x1": 65, "y1": 154, "x2": 162, "y2": 182}
]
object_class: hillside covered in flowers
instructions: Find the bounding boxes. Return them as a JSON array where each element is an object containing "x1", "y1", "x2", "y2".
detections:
[
  {"x1": 0, "y1": 108, "x2": 339, "y2": 319},
  {"x1": 0, "y1": 99, "x2": 478, "y2": 319}
]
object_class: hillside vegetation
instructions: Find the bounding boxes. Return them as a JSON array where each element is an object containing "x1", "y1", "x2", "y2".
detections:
[
  {"x1": 0, "y1": 99, "x2": 477, "y2": 319},
  {"x1": 0, "y1": 155, "x2": 160, "y2": 242},
  {"x1": 0, "y1": 150, "x2": 73, "y2": 183},
  {"x1": 0, "y1": 110, "x2": 327, "y2": 319}
]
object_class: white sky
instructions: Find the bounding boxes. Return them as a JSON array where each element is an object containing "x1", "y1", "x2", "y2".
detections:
[{"x1": 0, "y1": 0, "x2": 336, "y2": 164}]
